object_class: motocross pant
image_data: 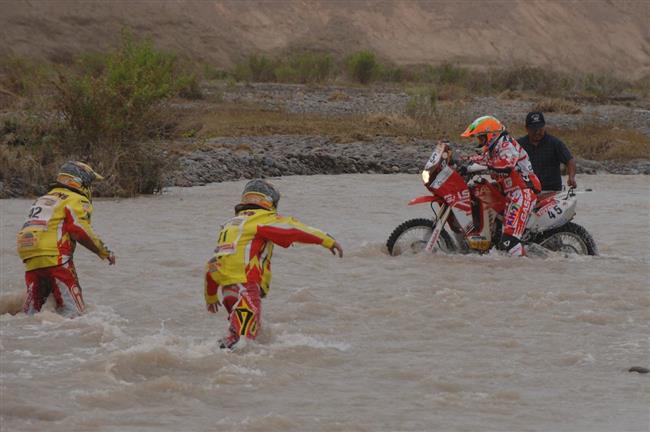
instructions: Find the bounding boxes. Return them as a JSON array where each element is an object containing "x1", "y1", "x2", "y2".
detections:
[
  {"x1": 500, "y1": 188, "x2": 536, "y2": 256},
  {"x1": 205, "y1": 276, "x2": 262, "y2": 349},
  {"x1": 23, "y1": 260, "x2": 85, "y2": 317}
]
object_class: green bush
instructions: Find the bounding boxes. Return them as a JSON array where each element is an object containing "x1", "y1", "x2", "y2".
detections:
[
  {"x1": 284, "y1": 51, "x2": 333, "y2": 83},
  {"x1": 75, "y1": 51, "x2": 108, "y2": 77},
  {"x1": 247, "y1": 54, "x2": 277, "y2": 82},
  {"x1": 415, "y1": 63, "x2": 468, "y2": 86},
  {"x1": 377, "y1": 64, "x2": 404, "y2": 82},
  {"x1": 49, "y1": 33, "x2": 193, "y2": 194},
  {"x1": 232, "y1": 52, "x2": 333, "y2": 84},
  {"x1": 0, "y1": 56, "x2": 52, "y2": 98},
  {"x1": 437, "y1": 63, "x2": 467, "y2": 85},
  {"x1": 231, "y1": 54, "x2": 277, "y2": 82},
  {"x1": 346, "y1": 50, "x2": 378, "y2": 84},
  {"x1": 273, "y1": 64, "x2": 299, "y2": 83},
  {"x1": 56, "y1": 32, "x2": 195, "y2": 149}
]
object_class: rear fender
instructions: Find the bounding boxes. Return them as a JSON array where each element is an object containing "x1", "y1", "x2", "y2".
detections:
[
  {"x1": 408, "y1": 195, "x2": 441, "y2": 206},
  {"x1": 527, "y1": 195, "x2": 577, "y2": 232}
]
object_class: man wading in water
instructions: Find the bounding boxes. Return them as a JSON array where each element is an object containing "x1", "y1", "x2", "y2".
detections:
[
  {"x1": 204, "y1": 179, "x2": 343, "y2": 350},
  {"x1": 16, "y1": 162, "x2": 116, "y2": 317}
]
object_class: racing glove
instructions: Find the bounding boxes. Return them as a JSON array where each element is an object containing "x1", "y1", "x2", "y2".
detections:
[{"x1": 206, "y1": 301, "x2": 221, "y2": 313}]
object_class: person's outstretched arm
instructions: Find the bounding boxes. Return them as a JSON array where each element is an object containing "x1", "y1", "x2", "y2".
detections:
[{"x1": 257, "y1": 215, "x2": 343, "y2": 257}]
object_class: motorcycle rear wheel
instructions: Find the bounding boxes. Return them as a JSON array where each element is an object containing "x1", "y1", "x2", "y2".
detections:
[
  {"x1": 533, "y1": 222, "x2": 598, "y2": 256},
  {"x1": 386, "y1": 218, "x2": 455, "y2": 256}
]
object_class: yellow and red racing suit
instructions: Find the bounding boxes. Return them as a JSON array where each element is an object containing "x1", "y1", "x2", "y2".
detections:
[
  {"x1": 17, "y1": 187, "x2": 112, "y2": 270},
  {"x1": 16, "y1": 187, "x2": 112, "y2": 316},
  {"x1": 205, "y1": 208, "x2": 335, "y2": 302},
  {"x1": 204, "y1": 208, "x2": 336, "y2": 345}
]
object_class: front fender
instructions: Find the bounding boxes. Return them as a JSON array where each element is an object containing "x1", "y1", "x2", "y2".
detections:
[{"x1": 408, "y1": 195, "x2": 441, "y2": 206}]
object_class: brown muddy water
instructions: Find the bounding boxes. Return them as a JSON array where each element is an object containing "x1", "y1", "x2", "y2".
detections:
[{"x1": 1, "y1": 174, "x2": 649, "y2": 432}]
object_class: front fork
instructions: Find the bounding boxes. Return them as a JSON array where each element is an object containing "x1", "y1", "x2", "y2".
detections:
[{"x1": 425, "y1": 205, "x2": 452, "y2": 253}]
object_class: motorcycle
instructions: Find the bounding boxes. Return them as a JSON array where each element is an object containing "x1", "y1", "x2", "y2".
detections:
[{"x1": 386, "y1": 141, "x2": 598, "y2": 256}]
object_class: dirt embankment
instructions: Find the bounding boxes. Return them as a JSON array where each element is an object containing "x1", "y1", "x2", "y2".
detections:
[{"x1": 1, "y1": 0, "x2": 649, "y2": 79}]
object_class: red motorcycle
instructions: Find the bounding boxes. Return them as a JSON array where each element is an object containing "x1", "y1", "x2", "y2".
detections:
[{"x1": 386, "y1": 141, "x2": 598, "y2": 256}]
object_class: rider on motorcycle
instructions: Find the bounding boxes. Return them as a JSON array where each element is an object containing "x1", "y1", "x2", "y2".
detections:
[{"x1": 461, "y1": 116, "x2": 541, "y2": 256}]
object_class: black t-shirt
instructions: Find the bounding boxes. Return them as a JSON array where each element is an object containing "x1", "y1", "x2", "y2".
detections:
[{"x1": 517, "y1": 133, "x2": 573, "y2": 191}]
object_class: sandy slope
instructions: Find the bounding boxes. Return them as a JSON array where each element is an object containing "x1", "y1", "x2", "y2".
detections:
[{"x1": 1, "y1": 0, "x2": 648, "y2": 78}]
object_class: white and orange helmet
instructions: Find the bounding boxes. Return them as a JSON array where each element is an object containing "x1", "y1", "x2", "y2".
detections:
[{"x1": 461, "y1": 115, "x2": 505, "y2": 147}]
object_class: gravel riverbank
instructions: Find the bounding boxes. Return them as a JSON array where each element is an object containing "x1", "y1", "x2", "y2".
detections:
[{"x1": 166, "y1": 135, "x2": 650, "y2": 188}]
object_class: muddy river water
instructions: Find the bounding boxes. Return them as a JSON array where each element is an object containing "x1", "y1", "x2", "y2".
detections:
[{"x1": 1, "y1": 174, "x2": 648, "y2": 431}]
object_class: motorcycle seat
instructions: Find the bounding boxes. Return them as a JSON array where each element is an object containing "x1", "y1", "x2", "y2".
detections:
[{"x1": 534, "y1": 192, "x2": 559, "y2": 211}]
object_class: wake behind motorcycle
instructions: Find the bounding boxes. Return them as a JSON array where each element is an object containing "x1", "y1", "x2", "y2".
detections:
[{"x1": 386, "y1": 141, "x2": 598, "y2": 256}]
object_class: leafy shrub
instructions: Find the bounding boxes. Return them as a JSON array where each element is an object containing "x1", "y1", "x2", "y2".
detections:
[
  {"x1": 2, "y1": 31, "x2": 196, "y2": 196},
  {"x1": 56, "y1": 32, "x2": 196, "y2": 148},
  {"x1": 285, "y1": 51, "x2": 334, "y2": 83},
  {"x1": 346, "y1": 50, "x2": 378, "y2": 84},
  {"x1": 274, "y1": 64, "x2": 300, "y2": 83},
  {"x1": 436, "y1": 62, "x2": 468, "y2": 85},
  {"x1": 377, "y1": 64, "x2": 404, "y2": 82},
  {"x1": 233, "y1": 51, "x2": 333, "y2": 84},
  {"x1": 414, "y1": 63, "x2": 467, "y2": 86},
  {"x1": 231, "y1": 62, "x2": 252, "y2": 82},
  {"x1": 0, "y1": 56, "x2": 52, "y2": 98},
  {"x1": 248, "y1": 54, "x2": 277, "y2": 82},
  {"x1": 231, "y1": 54, "x2": 278, "y2": 82}
]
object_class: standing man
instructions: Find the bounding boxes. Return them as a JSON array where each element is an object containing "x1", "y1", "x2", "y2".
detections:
[
  {"x1": 16, "y1": 161, "x2": 116, "y2": 317},
  {"x1": 518, "y1": 112, "x2": 577, "y2": 192}
]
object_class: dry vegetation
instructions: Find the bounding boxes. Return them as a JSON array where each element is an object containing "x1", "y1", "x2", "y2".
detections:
[
  {"x1": 532, "y1": 98, "x2": 582, "y2": 114},
  {"x1": 1, "y1": 40, "x2": 649, "y2": 197},
  {"x1": 559, "y1": 127, "x2": 650, "y2": 160},
  {"x1": 177, "y1": 101, "x2": 467, "y2": 144}
]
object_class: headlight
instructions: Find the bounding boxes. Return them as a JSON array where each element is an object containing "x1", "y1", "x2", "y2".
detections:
[{"x1": 421, "y1": 169, "x2": 430, "y2": 184}]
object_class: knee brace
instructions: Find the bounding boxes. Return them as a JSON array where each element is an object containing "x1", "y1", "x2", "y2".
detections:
[{"x1": 498, "y1": 233, "x2": 524, "y2": 256}]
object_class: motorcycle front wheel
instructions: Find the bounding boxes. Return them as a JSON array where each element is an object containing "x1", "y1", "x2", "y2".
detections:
[
  {"x1": 532, "y1": 222, "x2": 598, "y2": 256},
  {"x1": 386, "y1": 218, "x2": 455, "y2": 256}
]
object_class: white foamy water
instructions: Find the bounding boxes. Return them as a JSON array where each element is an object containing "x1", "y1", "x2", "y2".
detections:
[{"x1": 1, "y1": 174, "x2": 649, "y2": 432}]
